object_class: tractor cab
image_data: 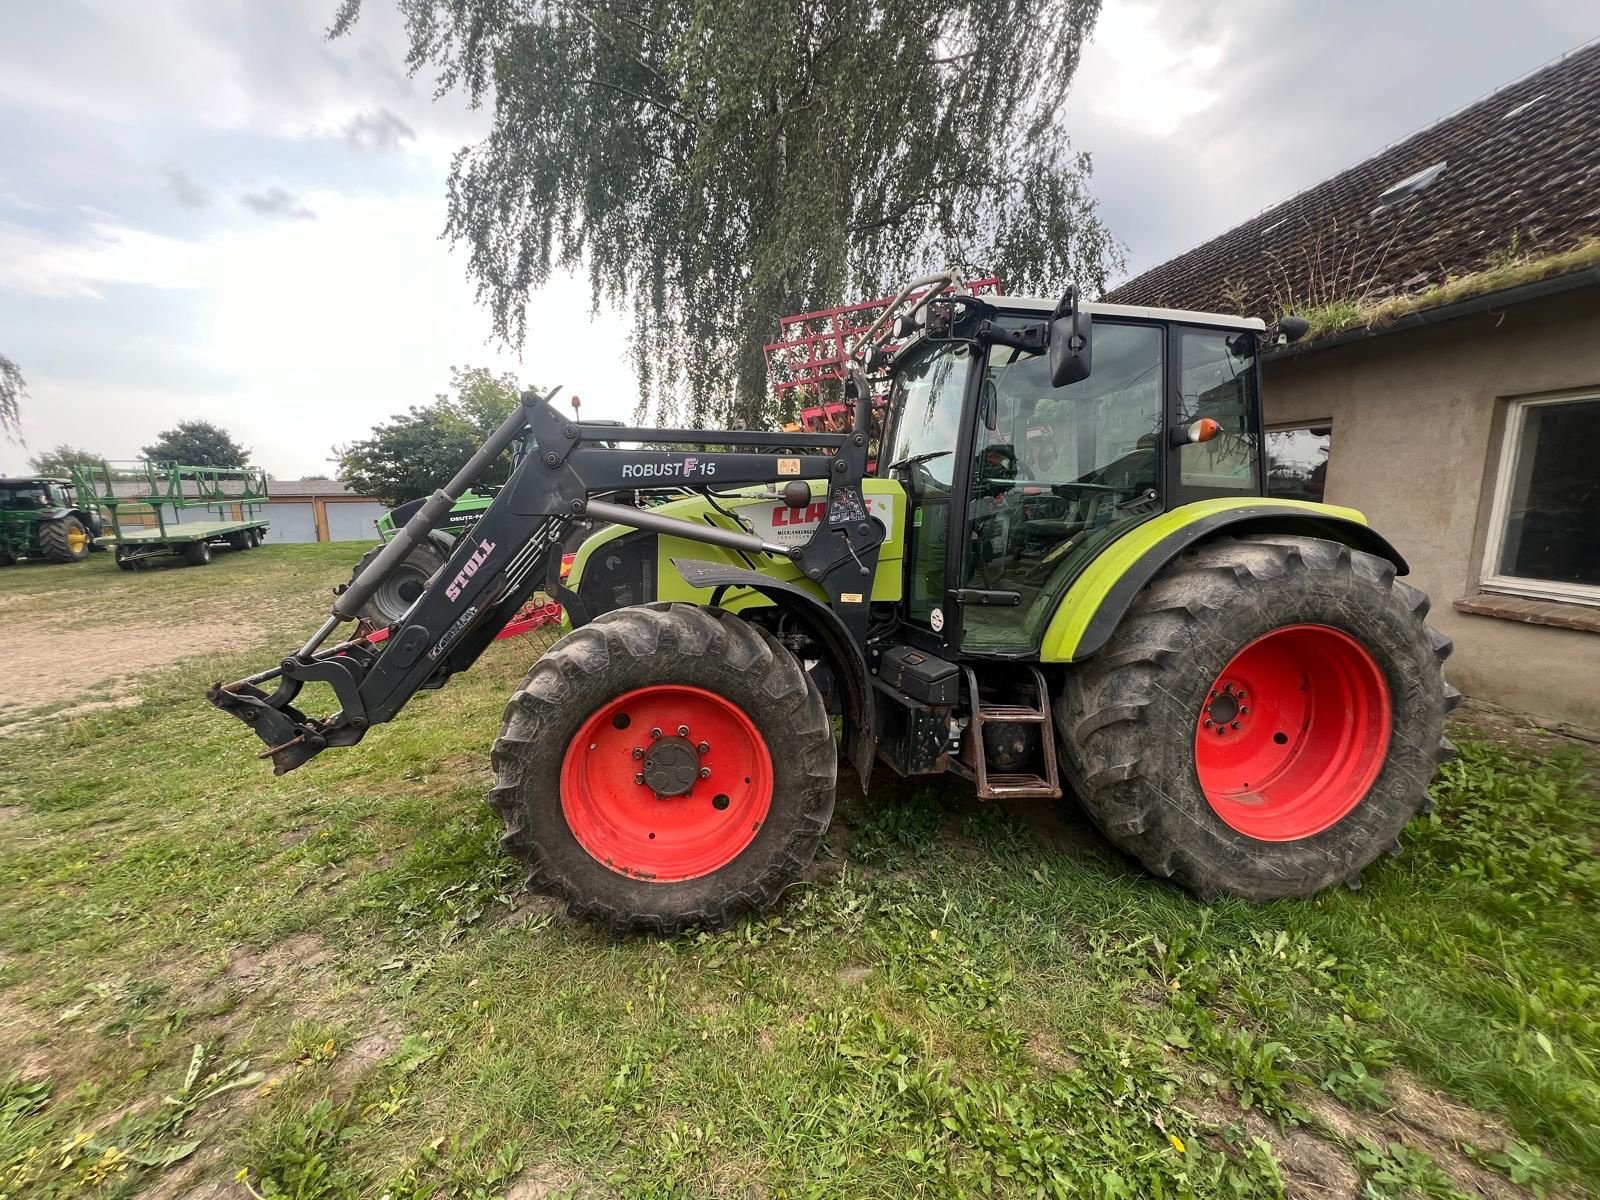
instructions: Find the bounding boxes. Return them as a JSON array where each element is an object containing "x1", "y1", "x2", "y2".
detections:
[
  {"x1": 879, "y1": 294, "x2": 1266, "y2": 658},
  {"x1": 0, "y1": 477, "x2": 72, "y2": 509}
]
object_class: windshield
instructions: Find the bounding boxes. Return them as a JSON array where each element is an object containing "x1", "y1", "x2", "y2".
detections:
[
  {"x1": 0, "y1": 484, "x2": 49, "y2": 508},
  {"x1": 884, "y1": 342, "x2": 973, "y2": 488}
]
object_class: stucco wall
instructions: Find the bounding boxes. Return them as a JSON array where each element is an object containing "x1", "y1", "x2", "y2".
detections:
[{"x1": 1262, "y1": 288, "x2": 1600, "y2": 731}]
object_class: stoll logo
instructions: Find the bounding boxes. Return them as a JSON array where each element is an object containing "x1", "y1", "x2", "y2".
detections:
[{"x1": 445, "y1": 538, "x2": 496, "y2": 601}]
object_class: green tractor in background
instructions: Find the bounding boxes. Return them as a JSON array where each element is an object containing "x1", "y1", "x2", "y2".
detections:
[{"x1": 0, "y1": 476, "x2": 105, "y2": 565}]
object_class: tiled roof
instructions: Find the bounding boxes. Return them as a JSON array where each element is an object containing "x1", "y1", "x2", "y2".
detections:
[
  {"x1": 266, "y1": 478, "x2": 365, "y2": 497},
  {"x1": 1105, "y1": 41, "x2": 1600, "y2": 317}
]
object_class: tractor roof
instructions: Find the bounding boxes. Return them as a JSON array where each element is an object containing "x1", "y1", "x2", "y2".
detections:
[
  {"x1": 995, "y1": 294, "x2": 1265, "y2": 333},
  {"x1": 0, "y1": 476, "x2": 69, "y2": 485}
]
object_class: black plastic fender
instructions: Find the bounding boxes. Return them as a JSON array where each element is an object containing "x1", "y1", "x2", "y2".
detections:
[{"x1": 671, "y1": 557, "x2": 876, "y2": 789}]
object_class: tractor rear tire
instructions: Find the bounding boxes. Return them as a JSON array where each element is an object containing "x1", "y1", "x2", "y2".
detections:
[
  {"x1": 346, "y1": 535, "x2": 451, "y2": 627},
  {"x1": 1055, "y1": 533, "x2": 1458, "y2": 902},
  {"x1": 490, "y1": 603, "x2": 837, "y2": 935},
  {"x1": 183, "y1": 540, "x2": 212, "y2": 566},
  {"x1": 38, "y1": 516, "x2": 91, "y2": 562}
]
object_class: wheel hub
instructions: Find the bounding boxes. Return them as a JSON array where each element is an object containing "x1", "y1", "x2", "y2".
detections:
[
  {"x1": 642, "y1": 736, "x2": 702, "y2": 797},
  {"x1": 1193, "y1": 624, "x2": 1392, "y2": 842},
  {"x1": 560, "y1": 685, "x2": 773, "y2": 882}
]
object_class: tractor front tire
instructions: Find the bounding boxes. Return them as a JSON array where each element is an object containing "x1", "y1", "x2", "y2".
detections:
[
  {"x1": 490, "y1": 603, "x2": 837, "y2": 935},
  {"x1": 37, "y1": 516, "x2": 91, "y2": 562},
  {"x1": 1056, "y1": 534, "x2": 1458, "y2": 902}
]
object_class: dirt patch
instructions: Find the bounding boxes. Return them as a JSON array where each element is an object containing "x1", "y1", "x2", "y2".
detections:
[
  {"x1": 223, "y1": 932, "x2": 333, "y2": 990},
  {"x1": 1453, "y1": 697, "x2": 1600, "y2": 751},
  {"x1": 134, "y1": 1147, "x2": 239, "y2": 1200},
  {"x1": 1186, "y1": 1091, "x2": 1358, "y2": 1199},
  {"x1": 325, "y1": 1019, "x2": 402, "y2": 1096},
  {"x1": 503, "y1": 1165, "x2": 580, "y2": 1200},
  {"x1": 0, "y1": 616, "x2": 260, "y2": 727},
  {"x1": 1024, "y1": 1032, "x2": 1081, "y2": 1074},
  {"x1": 1190, "y1": 1076, "x2": 1530, "y2": 1200}
]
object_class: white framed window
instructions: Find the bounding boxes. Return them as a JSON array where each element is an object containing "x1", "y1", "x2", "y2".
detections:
[
  {"x1": 1482, "y1": 393, "x2": 1600, "y2": 607},
  {"x1": 1265, "y1": 422, "x2": 1332, "y2": 504}
]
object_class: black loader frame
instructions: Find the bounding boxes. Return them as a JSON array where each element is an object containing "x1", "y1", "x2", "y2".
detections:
[{"x1": 210, "y1": 380, "x2": 887, "y2": 780}]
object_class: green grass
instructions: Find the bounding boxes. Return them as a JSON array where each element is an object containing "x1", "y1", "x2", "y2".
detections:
[{"x1": 1, "y1": 545, "x2": 1597, "y2": 1198}]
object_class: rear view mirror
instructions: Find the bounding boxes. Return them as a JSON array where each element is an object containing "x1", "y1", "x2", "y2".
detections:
[{"x1": 1049, "y1": 286, "x2": 1092, "y2": 387}]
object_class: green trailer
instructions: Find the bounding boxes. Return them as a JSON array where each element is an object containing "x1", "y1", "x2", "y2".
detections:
[{"x1": 72, "y1": 460, "x2": 272, "y2": 568}]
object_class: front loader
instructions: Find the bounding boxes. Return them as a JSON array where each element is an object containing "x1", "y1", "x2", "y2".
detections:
[{"x1": 210, "y1": 273, "x2": 1458, "y2": 934}]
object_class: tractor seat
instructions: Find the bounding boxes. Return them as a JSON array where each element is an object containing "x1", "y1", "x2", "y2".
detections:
[{"x1": 1023, "y1": 518, "x2": 1084, "y2": 541}]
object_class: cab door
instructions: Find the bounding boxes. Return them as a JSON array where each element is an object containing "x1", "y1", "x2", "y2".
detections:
[{"x1": 880, "y1": 340, "x2": 976, "y2": 637}]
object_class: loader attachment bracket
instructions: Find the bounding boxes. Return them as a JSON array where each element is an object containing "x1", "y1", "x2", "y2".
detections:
[{"x1": 207, "y1": 681, "x2": 331, "y2": 776}]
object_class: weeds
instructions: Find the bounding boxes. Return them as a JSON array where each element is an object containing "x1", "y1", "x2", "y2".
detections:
[{"x1": 0, "y1": 547, "x2": 1596, "y2": 1196}]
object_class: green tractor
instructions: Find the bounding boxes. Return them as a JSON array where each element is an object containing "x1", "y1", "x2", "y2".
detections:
[
  {"x1": 0, "y1": 476, "x2": 104, "y2": 565},
  {"x1": 214, "y1": 273, "x2": 1456, "y2": 935}
]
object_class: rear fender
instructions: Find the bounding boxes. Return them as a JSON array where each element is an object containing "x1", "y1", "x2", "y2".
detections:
[
  {"x1": 1040, "y1": 498, "x2": 1408, "y2": 662},
  {"x1": 671, "y1": 557, "x2": 875, "y2": 789}
]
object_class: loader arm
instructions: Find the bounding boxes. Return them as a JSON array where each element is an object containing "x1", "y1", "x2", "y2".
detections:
[{"x1": 209, "y1": 388, "x2": 885, "y2": 774}]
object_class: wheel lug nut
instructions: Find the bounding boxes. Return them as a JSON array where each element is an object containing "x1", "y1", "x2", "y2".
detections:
[
  {"x1": 632, "y1": 747, "x2": 644, "y2": 759},
  {"x1": 1239, "y1": 707, "x2": 1249, "y2": 715},
  {"x1": 1231, "y1": 721, "x2": 1241, "y2": 730},
  {"x1": 633, "y1": 773, "x2": 645, "y2": 785},
  {"x1": 678, "y1": 725, "x2": 689, "y2": 737},
  {"x1": 650, "y1": 727, "x2": 662, "y2": 739},
  {"x1": 698, "y1": 767, "x2": 712, "y2": 779},
  {"x1": 1204, "y1": 719, "x2": 1213, "y2": 729},
  {"x1": 697, "y1": 741, "x2": 710, "y2": 754}
]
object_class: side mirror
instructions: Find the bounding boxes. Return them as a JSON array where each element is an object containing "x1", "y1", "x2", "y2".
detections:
[{"x1": 1048, "y1": 286, "x2": 1092, "y2": 387}]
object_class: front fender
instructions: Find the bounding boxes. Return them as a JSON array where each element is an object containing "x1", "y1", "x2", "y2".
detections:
[
  {"x1": 1040, "y1": 498, "x2": 1408, "y2": 662},
  {"x1": 670, "y1": 557, "x2": 876, "y2": 790}
]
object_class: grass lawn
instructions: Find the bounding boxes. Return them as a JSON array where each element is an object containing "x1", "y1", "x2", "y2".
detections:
[{"x1": 1, "y1": 544, "x2": 1596, "y2": 1199}]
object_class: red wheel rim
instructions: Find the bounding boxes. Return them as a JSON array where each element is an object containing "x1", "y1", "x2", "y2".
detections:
[
  {"x1": 1194, "y1": 624, "x2": 1392, "y2": 842},
  {"x1": 560, "y1": 685, "x2": 774, "y2": 882}
]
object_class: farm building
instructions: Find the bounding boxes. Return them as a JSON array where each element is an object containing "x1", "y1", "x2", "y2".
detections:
[
  {"x1": 1105, "y1": 41, "x2": 1600, "y2": 732},
  {"x1": 256, "y1": 478, "x2": 388, "y2": 544}
]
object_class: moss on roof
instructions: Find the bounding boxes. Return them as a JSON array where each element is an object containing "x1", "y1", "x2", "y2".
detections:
[{"x1": 1287, "y1": 236, "x2": 1600, "y2": 345}]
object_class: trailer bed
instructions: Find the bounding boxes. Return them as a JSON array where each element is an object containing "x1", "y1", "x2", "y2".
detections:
[
  {"x1": 103, "y1": 518, "x2": 269, "y2": 568},
  {"x1": 106, "y1": 519, "x2": 266, "y2": 545}
]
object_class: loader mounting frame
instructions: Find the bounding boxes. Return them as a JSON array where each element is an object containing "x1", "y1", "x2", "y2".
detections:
[{"x1": 209, "y1": 387, "x2": 885, "y2": 778}]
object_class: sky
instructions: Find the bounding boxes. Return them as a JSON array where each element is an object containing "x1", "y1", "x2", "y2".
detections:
[{"x1": 1, "y1": 0, "x2": 1596, "y2": 480}]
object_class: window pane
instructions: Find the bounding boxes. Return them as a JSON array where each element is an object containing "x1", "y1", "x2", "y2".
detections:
[
  {"x1": 1498, "y1": 398, "x2": 1600, "y2": 587},
  {"x1": 1178, "y1": 330, "x2": 1259, "y2": 491},
  {"x1": 1266, "y1": 426, "x2": 1331, "y2": 503},
  {"x1": 960, "y1": 323, "x2": 1163, "y2": 653}
]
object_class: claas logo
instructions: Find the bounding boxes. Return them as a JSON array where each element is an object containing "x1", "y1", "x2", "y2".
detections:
[{"x1": 772, "y1": 501, "x2": 830, "y2": 527}]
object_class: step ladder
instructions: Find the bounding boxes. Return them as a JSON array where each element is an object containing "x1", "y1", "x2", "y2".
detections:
[{"x1": 959, "y1": 665, "x2": 1062, "y2": 800}]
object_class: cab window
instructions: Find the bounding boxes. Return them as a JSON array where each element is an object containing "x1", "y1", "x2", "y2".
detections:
[
  {"x1": 1176, "y1": 329, "x2": 1261, "y2": 495},
  {"x1": 960, "y1": 321, "x2": 1163, "y2": 653}
]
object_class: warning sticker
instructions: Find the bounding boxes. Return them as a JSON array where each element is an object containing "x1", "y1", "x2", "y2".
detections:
[{"x1": 776, "y1": 457, "x2": 801, "y2": 476}]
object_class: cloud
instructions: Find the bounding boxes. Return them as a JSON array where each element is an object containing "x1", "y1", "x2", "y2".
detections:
[
  {"x1": 240, "y1": 187, "x2": 316, "y2": 221},
  {"x1": 162, "y1": 166, "x2": 211, "y2": 208},
  {"x1": 342, "y1": 107, "x2": 416, "y2": 151}
]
